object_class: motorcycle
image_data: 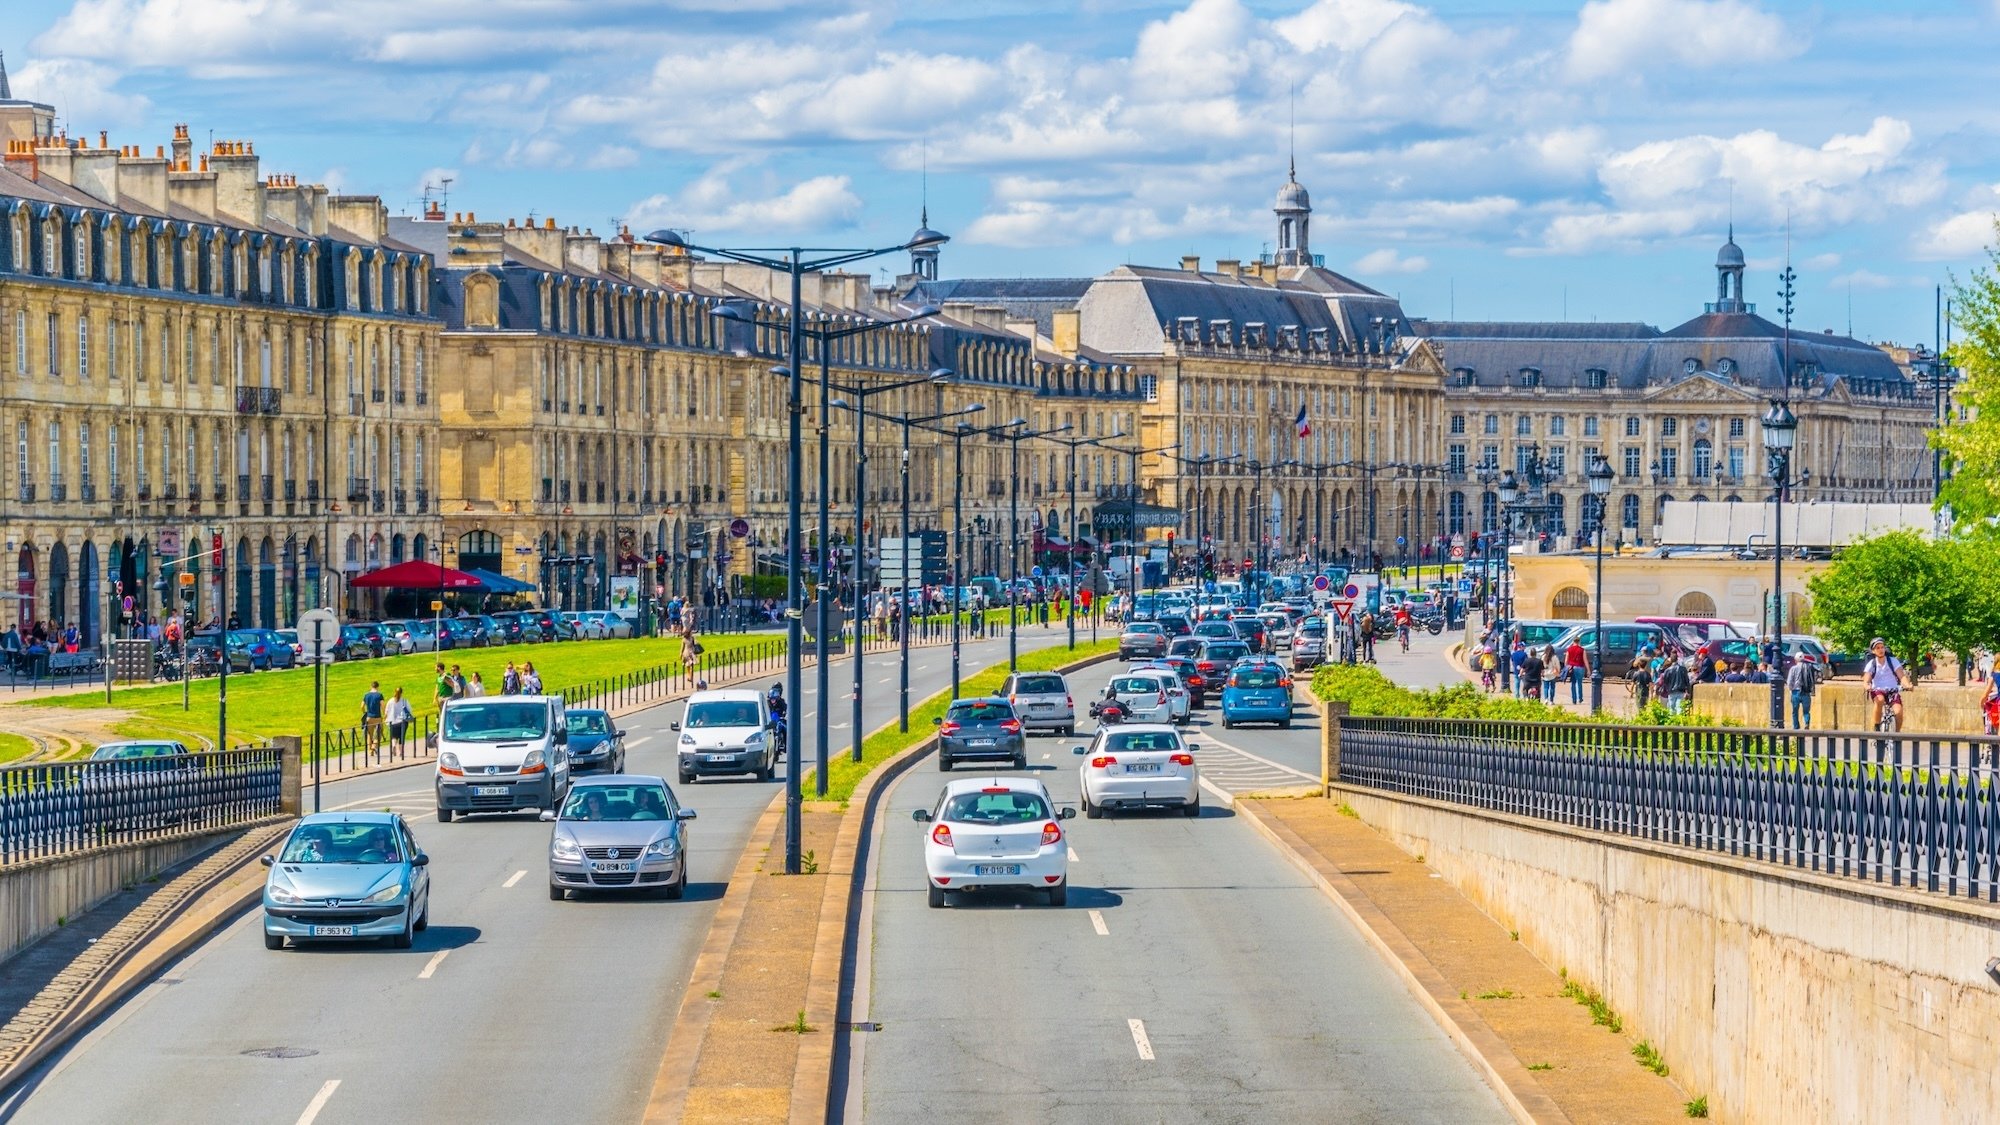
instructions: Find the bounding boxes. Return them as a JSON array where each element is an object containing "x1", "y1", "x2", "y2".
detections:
[{"x1": 1087, "y1": 698, "x2": 1130, "y2": 727}]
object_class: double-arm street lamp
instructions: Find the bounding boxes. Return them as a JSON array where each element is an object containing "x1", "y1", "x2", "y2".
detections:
[
  {"x1": 644, "y1": 226, "x2": 947, "y2": 875},
  {"x1": 1762, "y1": 399, "x2": 1799, "y2": 729},
  {"x1": 1246, "y1": 458, "x2": 1297, "y2": 594},
  {"x1": 830, "y1": 397, "x2": 985, "y2": 750},
  {"x1": 997, "y1": 420, "x2": 1073, "y2": 670},
  {"x1": 1037, "y1": 429, "x2": 1126, "y2": 651},
  {"x1": 1586, "y1": 453, "x2": 1615, "y2": 713},
  {"x1": 946, "y1": 418, "x2": 1022, "y2": 696},
  {"x1": 1107, "y1": 442, "x2": 1177, "y2": 606},
  {"x1": 1172, "y1": 452, "x2": 1242, "y2": 582}
]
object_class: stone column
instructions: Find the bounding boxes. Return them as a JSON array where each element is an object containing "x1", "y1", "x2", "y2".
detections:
[
  {"x1": 1321, "y1": 701, "x2": 1348, "y2": 793},
  {"x1": 274, "y1": 734, "x2": 302, "y2": 814}
]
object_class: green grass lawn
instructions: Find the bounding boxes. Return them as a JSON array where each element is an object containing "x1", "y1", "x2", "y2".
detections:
[
  {"x1": 22, "y1": 632, "x2": 787, "y2": 746},
  {"x1": 0, "y1": 731, "x2": 39, "y2": 763},
  {"x1": 809, "y1": 638, "x2": 1119, "y2": 804}
]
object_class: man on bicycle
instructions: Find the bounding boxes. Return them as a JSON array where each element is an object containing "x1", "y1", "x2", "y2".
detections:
[
  {"x1": 1863, "y1": 638, "x2": 1906, "y2": 732},
  {"x1": 1392, "y1": 604, "x2": 1413, "y2": 652}
]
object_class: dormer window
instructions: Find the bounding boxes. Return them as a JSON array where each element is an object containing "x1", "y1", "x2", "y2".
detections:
[
  {"x1": 1518, "y1": 366, "x2": 1542, "y2": 388},
  {"x1": 1585, "y1": 368, "x2": 1608, "y2": 389},
  {"x1": 1306, "y1": 327, "x2": 1329, "y2": 352},
  {"x1": 1208, "y1": 319, "x2": 1233, "y2": 347},
  {"x1": 1716, "y1": 357, "x2": 1735, "y2": 375},
  {"x1": 1683, "y1": 357, "x2": 1701, "y2": 375},
  {"x1": 74, "y1": 225, "x2": 89, "y2": 279},
  {"x1": 1176, "y1": 316, "x2": 1200, "y2": 343},
  {"x1": 43, "y1": 222, "x2": 56, "y2": 276}
]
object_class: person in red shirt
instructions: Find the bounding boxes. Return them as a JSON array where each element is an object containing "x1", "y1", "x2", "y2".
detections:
[{"x1": 1564, "y1": 637, "x2": 1590, "y2": 704}]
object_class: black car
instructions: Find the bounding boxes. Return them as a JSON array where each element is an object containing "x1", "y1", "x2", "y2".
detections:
[
  {"x1": 933, "y1": 697, "x2": 1026, "y2": 771},
  {"x1": 1193, "y1": 640, "x2": 1253, "y2": 689},
  {"x1": 563, "y1": 709, "x2": 626, "y2": 774},
  {"x1": 1228, "y1": 616, "x2": 1268, "y2": 652},
  {"x1": 1155, "y1": 614, "x2": 1193, "y2": 638}
]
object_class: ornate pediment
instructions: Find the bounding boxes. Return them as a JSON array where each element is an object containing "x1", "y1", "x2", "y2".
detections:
[{"x1": 1644, "y1": 373, "x2": 1758, "y2": 403}]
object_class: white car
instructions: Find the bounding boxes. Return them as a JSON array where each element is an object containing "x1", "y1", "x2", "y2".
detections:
[
  {"x1": 1074, "y1": 724, "x2": 1201, "y2": 818},
  {"x1": 913, "y1": 776, "x2": 1074, "y2": 907},
  {"x1": 1098, "y1": 671, "x2": 1174, "y2": 725},
  {"x1": 1127, "y1": 662, "x2": 1191, "y2": 723},
  {"x1": 588, "y1": 611, "x2": 635, "y2": 639}
]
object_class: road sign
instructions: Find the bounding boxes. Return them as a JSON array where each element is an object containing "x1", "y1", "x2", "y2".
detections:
[
  {"x1": 1312, "y1": 575, "x2": 1330, "y2": 592},
  {"x1": 1451, "y1": 544, "x2": 1465, "y2": 560},
  {"x1": 298, "y1": 608, "x2": 341, "y2": 663},
  {"x1": 729, "y1": 518, "x2": 750, "y2": 539},
  {"x1": 1331, "y1": 600, "x2": 1355, "y2": 623},
  {"x1": 1343, "y1": 583, "x2": 1359, "y2": 599}
]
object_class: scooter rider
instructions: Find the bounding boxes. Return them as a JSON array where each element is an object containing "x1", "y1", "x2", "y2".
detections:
[{"x1": 767, "y1": 683, "x2": 789, "y2": 748}]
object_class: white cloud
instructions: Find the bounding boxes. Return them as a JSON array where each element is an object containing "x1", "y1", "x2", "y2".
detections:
[
  {"x1": 7, "y1": 57, "x2": 150, "y2": 127},
  {"x1": 1353, "y1": 248, "x2": 1429, "y2": 275},
  {"x1": 1828, "y1": 269, "x2": 1903, "y2": 290},
  {"x1": 1914, "y1": 202, "x2": 1999, "y2": 260},
  {"x1": 1566, "y1": 0, "x2": 1797, "y2": 81},
  {"x1": 1803, "y1": 252, "x2": 1842, "y2": 271},
  {"x1": 624, "y1": 167, "x2": 864, "y2": 237}
]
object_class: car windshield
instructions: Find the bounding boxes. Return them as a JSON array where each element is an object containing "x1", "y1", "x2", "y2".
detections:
[
  {"x1": 441, "y1": 702, "x2": 549, "y2": 741},
  {"x1": 946, "y1": 700, "x2": 1013, "y2": 722},
  {"x1": 93, "y1": 743, "x2": 181, "y2": 759},
  {"x1": 280, "y1": 822, "x2": 403, "y2": 864},
  {"x1": 1103, "y1": 731, "x2": 1182, "y2": 752},
  {"x1": 1232, "y1": 667, "x2": 1284, "y2": 688},
  {"x1": 1126, "y1": 623, "x2": 1162, "y2": 634},
  {"x1": 941, "y1": 789, "x2": 1051, "y2": 824},
  {"x1": 685, "y1": 701, "x2": 760, "y2": 728},
  {"x1": 1111, "y1": 676, "x2": 1161, "y2": 694},
  {"x1": 560, "y1": 784, "x2": 672, "y2": 821},
  {"x1": 568, "y1": 712, "x2": 612, "y2": 734},
  {"x1": 1015, "y1": 675, "x2": 1065, "y2": 694}
]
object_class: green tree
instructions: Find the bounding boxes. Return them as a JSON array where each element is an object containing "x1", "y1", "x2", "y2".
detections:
[
  {"x1": 1934, "y1": 218, "x2": 2000, "y2": 528},
  {"x1": 1805, "y1": 531, "x2": 1968, "y2": 675}
]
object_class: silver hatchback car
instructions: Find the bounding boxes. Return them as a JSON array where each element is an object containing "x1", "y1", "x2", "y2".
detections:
[
  {"x1": 1000, "y1": 671, "x2": 1075, "y2": 736},
  {"x1": 544, "y1": 775, "x2": 696, "y2": 900},
  {"x1": 261, "y1": 811, "x2": 431, "y2": 950}
]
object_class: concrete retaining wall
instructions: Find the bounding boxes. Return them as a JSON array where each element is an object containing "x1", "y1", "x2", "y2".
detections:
[
  {"x1": 1694, "y1": 681, "x2": 1989, "y2": 733},
  {"x1": 0, "y1": 830, "x2": 241, "y2": 964},
  {"x1": 1335, "y1": 784, "x2": 2000, "y2": 1124}
]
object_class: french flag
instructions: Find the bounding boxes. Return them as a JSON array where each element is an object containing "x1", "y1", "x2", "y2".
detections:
[{"x1": 1294, "y1": 402, "x2": 1311, "y2": 439}]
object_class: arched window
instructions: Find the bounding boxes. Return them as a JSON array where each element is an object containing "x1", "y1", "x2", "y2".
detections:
[
  {"x1": 1692, "y1": 438, "x2": 1713, "y2": 480},
  {"x1": 1621, "y1": 494, "x2": 1640, "y2": 529},
  {"x1": 1551, "y1": 586, "x2": 1590, "y2": 621},
  {"x1": 1674, "y1": 590, "x2": 1717, "y2": 617}
]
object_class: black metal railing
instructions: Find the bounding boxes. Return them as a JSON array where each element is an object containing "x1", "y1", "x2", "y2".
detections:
[
  {"x1": 1336, "y1": 716, "x2": 2000, "y2": 902},
  {"x1": 0, "y1": 746, "x2": 284, "y2": 865}
]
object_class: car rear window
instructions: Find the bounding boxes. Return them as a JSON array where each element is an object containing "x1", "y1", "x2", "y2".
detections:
[
  {"x1": 946, "y1": 699, "x2": 1014, "y2": 721},
  {"x1": 1127, "y1": 623, "x2": 1163, "y2": 634},
  {"x1": 1204, "y1": 642, "x2": 1250, "y2": 661},
  {"x1": 1104, "y1": 731, "x2": 1182, "y2": 752},
  {"x1": 1231, "y1": 667, "x2": 1284, "y2": 688},
  {"x1": 942, "y1": 789, "x2": 1050, "y2": 823},
  {"x1": 1015, "y1": 675, "x2": 1065, "y2": 694},
  {"x1": 1111, "y1": 676, "x2": 1163, "y2": 694}
]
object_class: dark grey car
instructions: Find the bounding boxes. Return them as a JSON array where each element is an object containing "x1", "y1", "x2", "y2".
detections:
[{"x1": 933, "y1": 697, "x2": 1026, "y2": 771}]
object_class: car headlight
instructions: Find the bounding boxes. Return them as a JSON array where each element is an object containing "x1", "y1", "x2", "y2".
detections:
[
  {"x1": 267, "y1": 883, "x2": 306, "y2": 905},
  {"x1": 680, "y1": 733, "x2": 697, "y2": 747},
  {"x1": 364, "y1": 883, "x2": 404, "y2": 904},
  {"x1": 745, "y1": 731, "x2": 766, "y2": 745},
  {"x1": 551, "y1": 835, "x2": 582, "y2": 861},
  {"x1": 521, "y1": 749, "x2": 546, "y2": 771},
  {"x1": 438, "y1": 751, "x2": 461, "y2": 772},
  {"x1": 645, "y1": 836, "x2": 679, "y2": 858}
]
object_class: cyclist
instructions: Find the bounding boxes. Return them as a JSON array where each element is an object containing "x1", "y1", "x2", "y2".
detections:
[
  {"x1": 1862, "y1": 638, "x2": 1906, "y2": 732},
  {"x1": 766, "y1": 683, "x2": 789, "y2": 751},
  {"x1": 1392, "y1": 604, "x2": 1412, "y2": 652}
]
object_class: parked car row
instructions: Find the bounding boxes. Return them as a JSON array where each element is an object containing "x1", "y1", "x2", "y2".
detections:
[{"x1": 173, "y1": 609, "x2": 639, "y2": 673}]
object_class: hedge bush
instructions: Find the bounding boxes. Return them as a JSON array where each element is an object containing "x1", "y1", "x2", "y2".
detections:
[{"x1": 1309, "y1": 664, "x2": 1730, "y2": 728}]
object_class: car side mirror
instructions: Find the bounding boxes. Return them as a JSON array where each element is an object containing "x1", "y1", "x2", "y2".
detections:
[
  {"x1": 538, "y1": 810, "x2": 557, "y2": 822},
  {"x1": 677, "y1": 809, "x2": 697, "y2": 820},
  {"x1": 912, "y1": 809, "x2": 932, "y2": 823},
  {"x1": 615, "y1": 730, "x2": 627, "y2": 738},
  {"x1": 412, "y1": 853, "x2": 430, "y2": 867},
  {"x1": 1072, "y1": 746, "x2": 1087, "y2": 755},
  {"x1": 260, "y1": 854, "x2": 274, "y2": 867},
  {"x1": 1059, "y1": 807, "x2": 1076, "y2": 820},
  {"x1": 1184, "y1": 742, "x2": 1199, "y2": 752},
  {"x1": 669, "y1": 721, "x2": 681, "y2": 731}
]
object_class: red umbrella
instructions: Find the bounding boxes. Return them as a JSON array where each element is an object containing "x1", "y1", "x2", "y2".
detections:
[{"x1": 347, "y1": 559, "x2": 484, "y2": 589}]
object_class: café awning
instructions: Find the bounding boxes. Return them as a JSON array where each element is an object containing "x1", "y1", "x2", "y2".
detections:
[{"x1": 347, "y1": 559, "x2": 484, "y2": 590}]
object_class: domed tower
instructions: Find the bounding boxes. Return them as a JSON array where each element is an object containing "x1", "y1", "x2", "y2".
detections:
[
  {"x1": 1273, "y1": 159, "x2": 1311, "y2": 267},
  {"x1": 909, "y1": 206, "x2": 943, "y2": 283},
  {"x1": 1712, "y1": 226, "x2": 1748, "y2": 313}
]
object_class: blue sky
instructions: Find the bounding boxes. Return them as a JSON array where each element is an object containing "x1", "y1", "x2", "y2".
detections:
[{"x1": 7, "y1": 0, "x2": 1998, "y2": 345}]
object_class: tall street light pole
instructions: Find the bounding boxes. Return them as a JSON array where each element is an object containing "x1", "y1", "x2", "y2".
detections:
[
  {"x1": 1110, "y1": 442, "x2": 1176, "y2": 608},
  {"x1": 1762, "y1": 400, "x2": 1798, "y2": 729},
  {"x1": 1587, "y1": 453, "x2": 1615, "y2": 713},
  {"x1": 1000, "y1": 420, "x2": 1072, "y2": 670},
  {"x1": 645, "y1": 226, "x2": 947, "y2": 875},
  {"x1": 1039, "y1": 430, "x2": 1124, "y2": 651},
  {"x1": 948, "y1": 418, "x2": 1018, "y2": 697}
]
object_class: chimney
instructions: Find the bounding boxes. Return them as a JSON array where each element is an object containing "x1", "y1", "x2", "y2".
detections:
[
  {"x1": 1215, "y1": 259, "x2": 1241, "y2": 279},
  {"x1": 1180, "y1": 255, "x2": 1201, "y2": 273},
  {"x1": 170, "y1": 123, "x2": 192, "y2": 171},
  {"x1": 3, "y1": 139, "x2": 37, "y2": 180},
  {"x1": 209, "y1": 138, "x2": 262, "y2": 226},
  {"x1": 167, "y1": 149, "x2": 219, "y2": 221},
  {"x1": 119, "y1": 145, "x2": 169, "y2": 213},
  {"x1": 626, "y1": 243, "x2": 665, "y2": 287},
  {"x1": 562, "y1": 229, "x2": 602, "y2": 275},
  {"x1": 326, "y1": 195, "x2": 387, "y2": 243},
  {"x1": 446, "y1": 216, "x2": 504, "y2": 267},
  {"x1": 1006, "y1": 315, "x2": 1037, "y2": 342},
  {"x1": 1051, "y1": 308, "x2": 1081, "y2": 356}
]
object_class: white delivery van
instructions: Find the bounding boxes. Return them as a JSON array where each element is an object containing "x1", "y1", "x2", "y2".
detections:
[
  {"x1": 434, "y1": 694, "x2": 570, "y2": 822},
  {"x1": 672, "y1": 688, "x2": 776, "y2": 784}
]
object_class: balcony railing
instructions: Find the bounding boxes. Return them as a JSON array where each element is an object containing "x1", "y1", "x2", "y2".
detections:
[
  {"x1": 394, "y1": 488, "x2": 407, "y2": 514},
  {"x1": 371, "y1": 388, "x2": 385, "y2": 404},
  {"x1": 416, "y1": 391, "x2": 429, "y2": 407},
  {"x1": 542, "y1": 478, "x2": 553, "y2": 502},
  {"x1": 559, "y1": 481, "x2": 571, "y2": 502},
  {"x1": 261, "y1": 474, "x2": 275, "y2": 501},
  {"x1": 49, "y1": 483, "x2": 66, "y2": 503},
  {"x1": 346, "y1": 477, "x2": 369, "y2": 502},
  {"x1": 17, "y1": 483, "x2": 34, "y2": 503},
  {"x1": 161, "y1": 483, "x2": 177, "y2": 501},
  {"x1": 284, "y1": 480, "x2": 297, "y2": 501},
  {"x1": 306, "y1": 480, "x2": 320, "y2": 501},
  {"x1": 236, "y1": 386, "x2": 283, "y2": 414},
  {"x1": 137, "y1": 483, "x2": 152, "y2": 501},
  {"x1": 371, "y1": 488, "x2": 385, "y2": 513},
  {"x1": 80, "y1": 483, "x2": 96, "y2": 502},
  {"x1": 111, "y1": 483, "x2": 125, "y2": 501},
  {"x1": 393, "y1": 390, "x2": 406, "y2": 406},
  {"x1": 238, "y1": 474, "x2": 251, "y2": 501},
  {"x1": 415, "y1": 488, "x2": 429, "y2": 512}
]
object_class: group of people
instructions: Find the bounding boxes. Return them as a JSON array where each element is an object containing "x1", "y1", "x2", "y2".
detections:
[{"x1": 358, "y1": 659, "x2": 548, "y2": 756}]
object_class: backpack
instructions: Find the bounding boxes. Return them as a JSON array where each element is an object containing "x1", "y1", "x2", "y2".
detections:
[{"x1": 1661, "y1": 662, "x2": 1691, "y2": 694}]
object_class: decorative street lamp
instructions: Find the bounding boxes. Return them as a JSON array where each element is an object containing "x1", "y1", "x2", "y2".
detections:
[
  {"x1": 1587, "y1": 453, "x2": 1615, "y2": 713},
  {"x1": 1761, "y1": 398, "x2": 1799, "y2": 729}
]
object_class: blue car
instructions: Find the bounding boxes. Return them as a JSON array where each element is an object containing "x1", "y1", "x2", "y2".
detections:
[
  {"x1": 1218, "y1": 659, "x2": 1295, "y2": 729},
  {"x1": 261, "y1": 811, "x2": 431, "y2": 950},
  {"x1": 565, "y1": 708, "x2": 627, "y2": 774}
]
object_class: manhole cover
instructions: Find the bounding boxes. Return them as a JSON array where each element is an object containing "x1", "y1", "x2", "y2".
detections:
[{"x1": 241, "y1": 1047, "x2": 318, "y2": 1059}]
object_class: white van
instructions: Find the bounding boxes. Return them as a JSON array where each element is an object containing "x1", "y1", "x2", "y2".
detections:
[
  {"x1": 673, "y1": 688, "x2": 776, "y2": 784},
  {"x1": 434, "y1": 695, "x2": 570, "y2": 822}
]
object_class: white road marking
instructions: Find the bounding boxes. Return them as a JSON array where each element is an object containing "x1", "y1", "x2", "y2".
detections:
[
  {"x1": 417, "y1": 950, "x2": 450, "y2": 979},
  {"x1": 1198, "y1": 777, "x2": 1235, "y2": 807},
  {"x1": 502, "y1": 870, "x2": 526, "y2": 889},
  {"x1": 1067, "y1": 846, "x2": 1079, "y2": 863},
  {"x1": 329, "y1": 789, "x2": 430, "y2": 811},
  {"x1": 1041, "y1": 753, "x2": 1051, "y2": 760},
  {"x1": 628, "y1": 735, "x2": 652, "y2": 748},
  {"x1": 295, "y1": 1079, "x2": 341, "y2": 1125},
  {"x1": 1196, "y1": 734, "x2": 1320, "y2": 782},
  {"x1": 1128, "y1": 1018, "x2": 1155, "y2": 1060},
  {"x1": 1089, "y1": 909, "x2": 1110, "y2": 936}
]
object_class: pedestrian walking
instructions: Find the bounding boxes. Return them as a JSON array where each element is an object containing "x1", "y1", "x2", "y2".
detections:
[
  {"x1": 1509, "y1": 640, "x2": 1527, "y2": 697},
  {"x1": 1540, "y1": 644, "x2": 1560, "y2": 703},
  {"x1": 467, "y1": 671, "x2": 487, "y2": 697},
  {"x1": 521, "y1": 661, "x2": 543, "y2": 694},
  {"x1": 1630, "y1": 647, "x2": 1653, "y2": 710},
  {"x1": 1520, "y1": 645, "x2": 1546, "y2": 702},
  {"x1": 1658, "y1": 656, "x2": 1693, "y2": 715},
  {"x1": 502, "y1": 661, "x2": 521, "y2": 695},
  {"x1": 433, "y1": 662, "x2": 456, "y2": 710},
  {"x1": 387, "y1": 687, "x2": 414, "y2": 757},
  {"x1": 681, "y1": 625, "x2": 702, "y2": 678},
  {"x1": 362, "y1": 681, "x2": 385, "y2": 754},
  {"x1": 1564, "y1": 637, "x2": 1588, "y2": 704},
  {"x1": 1358, "y1": 611, "x2": 1376, "y2": 663},
  {"x1": 449, "y1": 664, "x2": 468, "y2": 697}
]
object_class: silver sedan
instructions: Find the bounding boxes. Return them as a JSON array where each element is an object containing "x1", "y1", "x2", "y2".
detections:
[{"x1": 543, "y1": 775, "x2": 696, "y2": 900}]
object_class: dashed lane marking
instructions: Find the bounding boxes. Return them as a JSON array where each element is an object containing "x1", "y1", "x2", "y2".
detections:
[
  {"x1": 1067, "y1": 847, "x2": 1079, "y2": 863},
  {"x1": 502, "y1": 870, "x2": 526, "y2": 889},
  {"x1": 417, "y1": 950, "x2": 450, "y2": 980},
  {"x1": 1128, "y1": 1019, "x2": 1155, "y2": 1060},
  {"x1": 1089, "y1": 909, "x2": 1109, "y2": 936},
  {"x1": 295, "y1": 1080, "x2": 340, "y2": 1125}
]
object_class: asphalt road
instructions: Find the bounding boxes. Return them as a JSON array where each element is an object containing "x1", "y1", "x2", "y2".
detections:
[
  {"x1": 0, "y1": 625, "x2": 1086, "y2": 1125},
  {"x1": 855, "y1": 640, "x2": 1508, "y2": 1125}
]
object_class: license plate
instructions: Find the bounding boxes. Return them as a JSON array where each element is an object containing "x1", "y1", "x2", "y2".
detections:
[
  {"x1": 967, "y1": 738, "x2": 994, "y2": 746},
  {"x1": 310, "y1": 925, "x2": 356, "y2": 937},
  {"x1": 474, "y1": 786, "x2": 508, "y2": 796},
  {"x1": 974, "y1": 864, "x2": 1021, "y2": 876},
  {"x1": 1030, "y1": 704, "x2": 1054, "y2": 712},
  {"x1": 705, "y1": 754, "x2": 733, "y2": 763},
  {"x1": 1126, "y1": 763, "x2": 1163, "y2": 774},
  {"x1": 590, "y1": 861, "x2": 635, "y2": 873}
]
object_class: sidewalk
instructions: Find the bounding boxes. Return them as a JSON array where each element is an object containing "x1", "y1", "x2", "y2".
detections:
[{"x1": 1241, "y1": 797, "x2": 1687, "y2": 1124}]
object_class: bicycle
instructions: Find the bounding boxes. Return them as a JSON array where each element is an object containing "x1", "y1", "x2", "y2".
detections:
[{"x1": 1397, "y1": 625, "x2": 1411, "y2": 653}]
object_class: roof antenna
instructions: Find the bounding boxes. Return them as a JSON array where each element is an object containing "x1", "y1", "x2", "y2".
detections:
[
  {"x1": 1288, "y1": 83, "x2": 1297, "y2": 180},
  {"x1": 920, "y1": 138, "x2": 929, "y2": 229}
]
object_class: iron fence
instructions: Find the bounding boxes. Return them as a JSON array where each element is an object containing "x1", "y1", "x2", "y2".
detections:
[
  {"x1": 1338, "y1": 716, "x2": 2000, "y2": 902},
  {"x1": 0, "y1": 746, "x2": 284, "y2": 865}
]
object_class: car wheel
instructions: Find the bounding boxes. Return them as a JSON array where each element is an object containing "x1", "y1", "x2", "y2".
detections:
[
  {"x1": 264, "y1": 932, "x2": 285, "y2": 951},
  {"x1": 1183, "y1": 798, "x2": 1201, "y2": 818},
  {"x1": 1012, "y1": 752, "x2": 1027, "y2": 770},
  {"x1": 549, "y1": 883, "x2": 567, "y2": 901},
  {"x1": 927, "y1": 883, "x2": 947, "y2": 908},
  {"x1": 1222, "y1": 717, "x2": 1233, "y2": 729},
  {"x1": 436, "y1": 807, "x2": 455, "y2": 824},
  {"x1": 1280, "y1": 718, "x2": 1292, "y2": 729},
  {"x1": 679, "y1": 769, "x2": 695, "y2": 784},
  {"x1": 663, "y1": 865, "x2": 687, "y2": 900},
  {"x1": 388, "y1": 913, "x2": 414, "y2": 949},
  {"x1": 414, "y1": 895, "x2": 430, "y2": 932},
  {"x1": 1046, "y1": 882, "x2": 1067, "y2": 907},
  {"x1": 1083, "y1": 792, "x2": 1104, "y2": 820},
  {"x1": 938, "y1": 752, "x2": 953, "y2": 771},
  {"x1": 756, "y1": 755, "x2": 773, "y2": 783}
]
